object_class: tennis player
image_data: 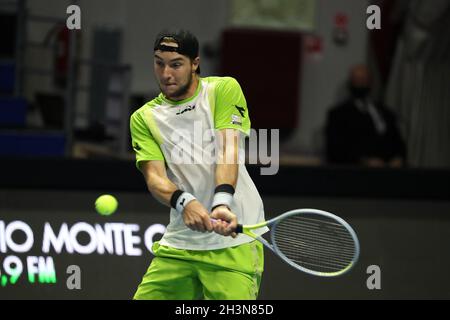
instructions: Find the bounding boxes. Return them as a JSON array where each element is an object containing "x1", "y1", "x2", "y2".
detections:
[{"x1": 131, "y1": 29, "x2": 268, "y2": 300}]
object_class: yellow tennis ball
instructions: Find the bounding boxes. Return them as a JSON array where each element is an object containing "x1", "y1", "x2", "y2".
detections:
[{"x1": 95, "y1": 194, "x2": 118, "y2": 216}]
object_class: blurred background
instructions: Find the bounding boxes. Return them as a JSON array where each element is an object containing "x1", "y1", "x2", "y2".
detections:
[{"x1": 1, "y1": 0, "x2": 450, "y2": 299}]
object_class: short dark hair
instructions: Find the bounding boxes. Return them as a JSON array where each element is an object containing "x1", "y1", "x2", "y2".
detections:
[{"x1": 154, "y1": 28, "x2": 200, "y2": 74}]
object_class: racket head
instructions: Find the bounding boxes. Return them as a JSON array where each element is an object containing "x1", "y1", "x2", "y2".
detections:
[{"x1": 269, "y1": 208, "x2": 360, "y2": 277}]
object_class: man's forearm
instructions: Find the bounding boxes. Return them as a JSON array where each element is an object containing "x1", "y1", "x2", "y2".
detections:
[
  {"x1": 145, "y1": 171, "x2": 178, "y2": 207},
  {"x1": 215, "y1": 163, "x2": 238, "y2": 188},
  {"x1": 212, "y1": 129, "x2": 239, "y2": 210},
  {"x1": 215, "y1": 128, "x2": 239, "y2": 187},
  {"x1": 145, "y1": 170, "x2": 198, "y2": 215}
]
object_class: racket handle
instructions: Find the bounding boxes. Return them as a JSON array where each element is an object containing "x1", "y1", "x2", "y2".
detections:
[{"x1": 210, "y1": 219, "x2": 243, "y2": 233}]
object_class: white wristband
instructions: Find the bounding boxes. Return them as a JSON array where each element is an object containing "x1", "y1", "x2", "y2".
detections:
[
  {"x1": 211, "y1": 192, "x2": 233, "y2": 210},
  {"x1": 175, "y1": 192, "x2": 196, "y2": 214}
]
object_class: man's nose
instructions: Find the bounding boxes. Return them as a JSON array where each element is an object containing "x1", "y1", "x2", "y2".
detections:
[{"x1": 162, "y1": 66, "x2": 172, "y2": 80}]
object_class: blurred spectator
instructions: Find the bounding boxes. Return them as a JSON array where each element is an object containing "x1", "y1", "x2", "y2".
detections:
[{"x1": 325, "y1": 65, "x2": 406, "y2": 167}]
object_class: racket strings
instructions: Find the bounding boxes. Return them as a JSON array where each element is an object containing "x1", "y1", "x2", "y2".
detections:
[
  {"x1": 281, "y1": 219, "x2": 356, "y2": 246},
  {"x1": 275, "y1": 235, "x2": 353, "y2": 267},
  {"x1": 279, "y1": 220, "x2": 354, "y2": 255},
  {"x1": 273, "y1": 214, "x2": 356, "y2": 274},
  {"x1": 276, "y1": 235, "x2": 355, "y2": 261}
]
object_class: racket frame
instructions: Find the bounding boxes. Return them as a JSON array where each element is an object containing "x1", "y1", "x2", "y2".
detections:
[{"x1": 240, "y1": 208, "x2": 360, "y2": 277}]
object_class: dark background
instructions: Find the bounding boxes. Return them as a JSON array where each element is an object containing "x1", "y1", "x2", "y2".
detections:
[
  {"x1": 1, "y1": 0, "x2": 450, "y2": 300},
  {"x1": 1, "y1": 159, "x2": 449, "y2": 300}
]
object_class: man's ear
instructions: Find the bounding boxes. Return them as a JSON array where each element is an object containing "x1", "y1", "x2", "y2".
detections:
[{"x1": 192, "y1": 57, "x2": 200, "y2": 73}]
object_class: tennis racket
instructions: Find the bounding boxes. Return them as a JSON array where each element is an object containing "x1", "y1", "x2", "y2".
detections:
[{"x1": 215, "y1": 208, "x2": 360, "y2": 277}]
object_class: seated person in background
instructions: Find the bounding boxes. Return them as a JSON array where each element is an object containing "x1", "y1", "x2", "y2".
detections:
[{"x1": 325, "y1": 64, "x2": 406, "y2": 167}]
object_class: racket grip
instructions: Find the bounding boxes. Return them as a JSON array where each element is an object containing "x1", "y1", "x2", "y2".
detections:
[{"x1": 210, "y1": 219, "x2": 243, "y2": 233}]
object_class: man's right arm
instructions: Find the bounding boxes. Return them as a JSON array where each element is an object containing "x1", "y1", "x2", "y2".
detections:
[
  {"x1": 140, "y1": 160, "x2": 177, "y2": 206},
  {"x1": 140, "y1": 160, "x2": 213, "y2": 233}
]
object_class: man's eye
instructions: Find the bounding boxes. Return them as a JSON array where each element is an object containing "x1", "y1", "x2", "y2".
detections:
[
  {"x1": 156, "y1": 61, "x2": 164, "y2": 67},
  {"x1": 172, "y1": 63, "x2": 182, "y2": 68}
]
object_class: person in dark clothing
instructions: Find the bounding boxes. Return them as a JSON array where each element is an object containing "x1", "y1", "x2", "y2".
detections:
[{"x1": 325, "y1": 65, "x2": 406, "y2": 167}]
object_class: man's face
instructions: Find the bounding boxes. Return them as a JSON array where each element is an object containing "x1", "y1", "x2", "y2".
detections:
[
  {"x1": 350, "y1": 65, "x2": 371, "y2": 88},
  {"x1": 154, "y1": 42, "x2": 199, "y2": 100}
]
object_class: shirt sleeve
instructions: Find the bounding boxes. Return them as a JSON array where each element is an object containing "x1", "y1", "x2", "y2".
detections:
[
  {"x1": 214, "y1": 77, "x2": 251, "y2": 135},
  {"x1": 130, "y1": 111, "x2": 165, "y2": 170}
]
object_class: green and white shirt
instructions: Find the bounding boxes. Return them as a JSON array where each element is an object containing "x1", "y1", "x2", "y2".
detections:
[{"x1": 130, "y1": 76, "x2": 268, "y2": 250}]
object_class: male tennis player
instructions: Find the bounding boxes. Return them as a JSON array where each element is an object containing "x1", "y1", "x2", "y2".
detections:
[{"x1": 131, "y1": 29, "x2": 268, "y2": 300}]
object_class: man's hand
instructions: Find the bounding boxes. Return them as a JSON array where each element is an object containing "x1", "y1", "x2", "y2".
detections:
[
  {"x1": 210, "y1": 205, "x2": 238, "y2": 238},
  {"x1": 183, "y1": 200, "x2": 213, "y2": 233}
]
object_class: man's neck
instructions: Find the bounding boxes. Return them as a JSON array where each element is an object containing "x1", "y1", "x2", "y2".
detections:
[{"x1": 169, "y1": 75, "x2": 199, "y2": 101}]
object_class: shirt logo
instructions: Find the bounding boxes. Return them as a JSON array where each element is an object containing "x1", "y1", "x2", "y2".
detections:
[
  {"x1": 133, "y1": 143, "x2": 141, "y2": 151},
  {"x1": 234, "y1": 105, "x2": 245, "y2": 117},
  {"x1": 231, "y1": 114, "x2": 242, "y2": 126},
  {"x1": 176, "y1": 105, "x2": 196, "y2": 115}
]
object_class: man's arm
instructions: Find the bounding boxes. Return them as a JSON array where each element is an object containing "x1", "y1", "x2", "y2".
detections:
[
  {"x1": 140, "y1": 160, "x2": 213, "y2": 233},
  {"x1": 140, "y1": 160, "x2": 177, "y2": 205},
  {"x1": 211, "y1": 77, "x2": 249, "y2": 237},
  {"x1": 210, "y1": 129, "x2": 239, "y2": 238},
  {"x1": 215, "y1": 128, "x2": 239, "y2": 187}
]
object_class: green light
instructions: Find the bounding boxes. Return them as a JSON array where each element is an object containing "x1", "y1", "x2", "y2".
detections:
[
  {"x1": 9, "y1": 274, "x2": 19, "y2": 284},
  {"x1": 39, "y1": 271, "x2": 57, "y2": 284},
  {"x1": 28, "y1": 273, "x2": 36, "y2": 283},
  {"x1": 1, "y1": 275, "x2": 7, "y2": 287}
]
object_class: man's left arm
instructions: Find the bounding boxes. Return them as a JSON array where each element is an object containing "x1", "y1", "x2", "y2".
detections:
[
  {"x1": 211, "y1": 77, "x2": 250, "y2": 237},
  {"x1": 210, "y1": 128, "x2": 240, "y2": 238}
]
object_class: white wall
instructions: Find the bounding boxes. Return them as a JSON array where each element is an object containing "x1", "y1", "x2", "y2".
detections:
[
  {"x1": 24, "y1": 0, "x2": 369, "y2": 154},
  {"x1": 24, "y1": 0, "x2": 70, "y2": 100},
  {"x1": 25, "y1": 0, "x2": 229, "y2": 94},
  {"x1": 25, "y1": 0, "x2": 229, "y2": 126},
  {"x1": 284, "y1": 0, "x2": 370, "y2": 156},
  {"x1": 118, "y1": 0, "x2": 229, "y2": 94}
]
